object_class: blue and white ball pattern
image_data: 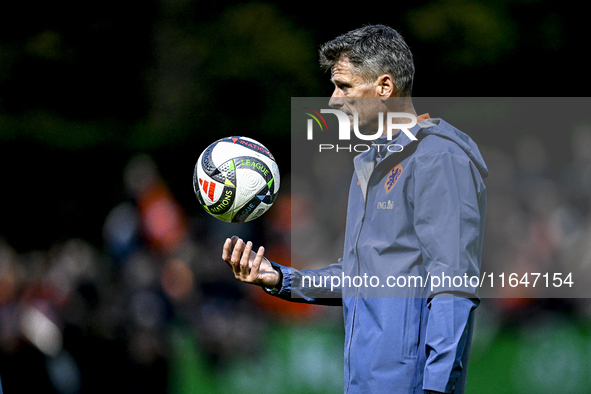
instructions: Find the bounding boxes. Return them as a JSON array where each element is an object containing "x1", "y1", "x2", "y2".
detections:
[{"x1": 193, "y1": 136, "x2": 280, "y2": 223}]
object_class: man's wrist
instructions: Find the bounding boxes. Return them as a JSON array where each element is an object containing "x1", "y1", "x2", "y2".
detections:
[{"x1": 264, "y1": 262, "x2": 283, "y2": 294}]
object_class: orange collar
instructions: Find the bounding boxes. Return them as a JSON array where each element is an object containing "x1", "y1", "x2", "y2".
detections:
[{"x1": 417, "y1": 113, "x2": 430, "y2": 123}]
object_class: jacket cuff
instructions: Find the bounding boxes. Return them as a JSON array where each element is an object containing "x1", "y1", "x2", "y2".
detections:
[{"x1": 263, "y1": 261, "x2": 291, "y2": 297}]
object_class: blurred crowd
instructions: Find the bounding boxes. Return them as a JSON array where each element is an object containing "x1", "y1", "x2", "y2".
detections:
[
  {"x1": 480, "y1": 125, "x2": 591, "y2": 322},
  {"x1": 2, "y1": 123, "x2": 591, "y2": 393},
  {"x1": 0, "y1": 153, "x2": 318, "y2": 393}
]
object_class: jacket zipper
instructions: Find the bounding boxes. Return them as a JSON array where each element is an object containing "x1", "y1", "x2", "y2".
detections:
[
  {"x1": 345, "y1": 184, "x2": 369, "y2": 394},
  {"x1": 344, "y1": 138, "x2": 417, "y2": 392},
  {"x1": 345, "y1": 151, "x2": 405, "y2": 393}
]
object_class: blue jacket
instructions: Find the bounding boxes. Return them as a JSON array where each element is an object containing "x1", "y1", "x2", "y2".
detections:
[{"x1": 268, "y1": 117, "x2": 488, "y2": 393}]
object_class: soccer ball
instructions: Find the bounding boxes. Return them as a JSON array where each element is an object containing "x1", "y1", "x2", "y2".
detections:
[{"x1": 193, "y1": 136, "x2": 280, "y2": 223}]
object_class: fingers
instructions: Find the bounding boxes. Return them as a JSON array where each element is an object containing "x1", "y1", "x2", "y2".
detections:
[
  {"x1": 249, "y1": 246, "x2": 265, "y2": 281},
  {"x1": 222, "y1": 236, "x2": 267, "y2": 285},
  {"x1": 222, "y1": 236, "x2": 240, "y2": 262},
  {"x1": 223, "y1": 236, "x2": 252, "y2": 277},
  {"x1": 240, "y1": 241, "x2": 253, "y2": 277},
  {"x1": 222, "y1": 238, "x2": 232, "y2": 265},
  {"x1": 221, "y1": 236, "x2": 241, "y2": 272},
  {"x1": 230, "y1": 238, "x2": 244, "y2": 276}
]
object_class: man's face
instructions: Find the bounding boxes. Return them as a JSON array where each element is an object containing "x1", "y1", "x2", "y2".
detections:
[{"x1": 328, "y1": 57, "x2": 383, "y2": 134}]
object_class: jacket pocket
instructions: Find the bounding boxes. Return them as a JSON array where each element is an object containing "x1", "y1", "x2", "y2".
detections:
[{"x1": 402, "y1": 297, "x2": 422, "y2": 359}]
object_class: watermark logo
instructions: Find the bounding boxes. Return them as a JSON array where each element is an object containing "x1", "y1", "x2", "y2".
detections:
[
  {"x1": 303, "y1": 107, "x2": 329, "y2": 133},
  {"x1": 304, "y1": 109, "x2": 416, "y2": 153},
  {"x1": 305, "y1": 109, "x2": 417, "y2": 141}
]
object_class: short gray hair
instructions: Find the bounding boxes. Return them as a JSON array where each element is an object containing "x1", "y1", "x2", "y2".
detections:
[{"x1": 319, "y1": 25, "x2": 415, "y2": 96}]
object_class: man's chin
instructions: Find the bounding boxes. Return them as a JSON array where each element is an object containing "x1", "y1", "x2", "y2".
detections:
[{"x1": 355, "y1": 125, "x2": 384, "y2": 136}]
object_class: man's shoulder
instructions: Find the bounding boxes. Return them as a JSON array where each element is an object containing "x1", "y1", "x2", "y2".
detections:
[
  {"x1": 408, "y1": 117, "x2": 489, "y2": 179},
  {"x1": 413, "y1": 118, "x2": 475, "y2": 158}
]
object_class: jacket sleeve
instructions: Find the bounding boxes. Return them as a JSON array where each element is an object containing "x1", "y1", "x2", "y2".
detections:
[
  {"x1": 412, "y1": 151, "x2": 485, "y2": 393},
  {"x1": 263, "y1": 259, "x2": 344, "y2": 306}
]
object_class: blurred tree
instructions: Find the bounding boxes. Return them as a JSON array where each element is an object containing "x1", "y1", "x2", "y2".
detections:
[
  {"x1": 0, "y1": 0, "x2": 587, "y2": 249},
  {"x1": 407, "y1": 0, "x2": 518, "y2": 66},
  {"x1": 142, "y1": 2, "x2": 320, "y2": 150}
]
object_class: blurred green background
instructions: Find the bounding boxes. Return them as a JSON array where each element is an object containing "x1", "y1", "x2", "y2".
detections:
[{"x1": 0, "y1": 1, "x2": 589, "y2": 393}]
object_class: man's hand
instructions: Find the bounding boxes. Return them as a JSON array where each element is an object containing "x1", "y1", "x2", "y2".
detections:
[{"x1": 222, "y1": 236, "x2": 279, "y2": 288}]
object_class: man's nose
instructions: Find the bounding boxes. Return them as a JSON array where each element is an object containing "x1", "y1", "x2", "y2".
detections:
[{"x1": 329, "y1": 89, "x2": 344, "y2": 109}]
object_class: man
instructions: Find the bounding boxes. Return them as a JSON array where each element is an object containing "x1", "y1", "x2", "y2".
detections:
[{"x1": 222, "y1": 25, "x2": 487, "y2": 394}]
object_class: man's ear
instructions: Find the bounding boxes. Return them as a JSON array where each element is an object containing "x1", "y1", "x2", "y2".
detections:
[{"x1": 375, "y1": 74, "x2": 396, "y2": 98}]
